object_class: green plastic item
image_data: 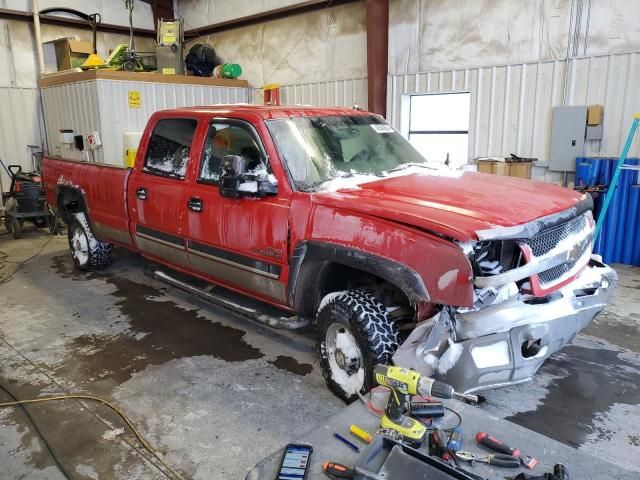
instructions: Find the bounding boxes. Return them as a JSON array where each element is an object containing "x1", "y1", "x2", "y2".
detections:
[{"x1": 214, "y1": 63, "x2": 242, "y2": 79}]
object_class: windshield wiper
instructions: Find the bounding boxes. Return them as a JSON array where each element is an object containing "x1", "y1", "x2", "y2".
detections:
[{"x1": 388, "y1": 162, "x2": 436, "y2": 173}]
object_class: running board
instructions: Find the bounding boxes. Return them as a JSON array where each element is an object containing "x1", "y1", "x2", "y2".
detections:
[{"x1": 143, "y1": 263, "x2": 309, "y2": 330}]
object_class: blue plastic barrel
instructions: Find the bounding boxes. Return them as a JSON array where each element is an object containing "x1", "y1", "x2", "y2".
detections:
[
  {"x1": 622, "y1": 185, "x2": 640, "y2": 264},
  {"x1": 613, "y1": 175, "x2": 629, "y2": 262},
  {"x1": 603, "y1": 180, "x2": 622, "y2": 263},
  {"x1": 575, "y1": 157, "x2": 598, "y2": 188},
  {"x1": 598, "y1": 158, "x2": 617, "y2": 187}
]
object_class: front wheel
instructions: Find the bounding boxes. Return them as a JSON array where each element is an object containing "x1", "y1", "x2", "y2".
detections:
[
  {"x1": 317, "y1": 290, "x2": 400, "y2": 402},
  {"x1": 68, "y1": 212, "x2": 112, "y2": 271}
]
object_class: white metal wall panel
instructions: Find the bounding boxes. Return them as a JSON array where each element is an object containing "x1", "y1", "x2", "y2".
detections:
[
  {"x1": 0, "y1": 87, "x2": 42, "y2": 192},
  {"x1": 252, "y1": 78, "x2": 368, "y2": 109},
  {"x1": 41, "y1": 81, "x2": 101, "y2": 162},
  {"x1": 41, "y1": 80, "x2": 251, "y2": 167},
  {"x1": 388, "y1": 51, "x2": 640, "y2": 183}
]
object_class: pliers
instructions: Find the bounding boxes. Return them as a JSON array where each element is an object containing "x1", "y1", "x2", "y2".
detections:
[{"x1": 456, "y1": 451, "x2": 521, "y2": 468}]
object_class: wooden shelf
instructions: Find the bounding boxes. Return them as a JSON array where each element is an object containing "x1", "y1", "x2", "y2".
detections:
[{"x1": 39, "y1": 69, "x2": 249, "y2": 88}]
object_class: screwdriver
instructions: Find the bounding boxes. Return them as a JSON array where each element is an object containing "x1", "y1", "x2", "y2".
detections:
[
  {"x1": 322, "y1": 462, "x2": 386, "y2": 480},
  {"x1": 447, "y1": 427, "x2": 463, "y2": 452}
]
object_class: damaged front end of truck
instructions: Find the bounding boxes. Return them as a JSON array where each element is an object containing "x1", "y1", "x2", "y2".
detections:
[{"x1": 393, "y1": 197, "x2": 617, "y2": 394}]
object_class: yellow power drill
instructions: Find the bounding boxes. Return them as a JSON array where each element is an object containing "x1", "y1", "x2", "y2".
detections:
[{"x1": 374, "y1": 365, "x2": 478, "y2": 446}]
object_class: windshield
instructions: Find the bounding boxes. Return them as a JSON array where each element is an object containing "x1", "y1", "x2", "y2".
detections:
[{"x1": 265, "y1": 115, "x2": 431, "y2": 191}]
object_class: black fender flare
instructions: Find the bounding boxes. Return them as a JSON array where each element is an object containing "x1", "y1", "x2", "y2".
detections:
[
  {"x1": 55, "y1": 185, "x2": 93, "y2": 229},
  {"x1": 288, "y1": 240, "x2": 430, "y2": 312}
]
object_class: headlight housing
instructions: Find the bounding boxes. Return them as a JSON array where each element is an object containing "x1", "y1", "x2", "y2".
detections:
[{"x1": 472, "y1": 240, "x2": 524, "y2": 278}]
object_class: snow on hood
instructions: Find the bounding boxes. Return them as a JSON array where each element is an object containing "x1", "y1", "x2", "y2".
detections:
[
  {"x1": 311, "y1": 168, "x2": 586, "y2": 241},
  {"x1": 316, "y1": 165, "x2": 459, "y2": 193}
]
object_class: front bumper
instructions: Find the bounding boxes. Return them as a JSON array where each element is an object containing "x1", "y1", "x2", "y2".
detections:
[{"x1": 393, "y1": 258, "x2": 617, "y2": 393}]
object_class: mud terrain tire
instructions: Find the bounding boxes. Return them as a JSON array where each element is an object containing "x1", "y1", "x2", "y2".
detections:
[
  {"x1": 317, "y1": 290, "x2": 400, "y2": 402},
  {"x1": 68, "y1": 212, "x2": 112, "y2": 271}
]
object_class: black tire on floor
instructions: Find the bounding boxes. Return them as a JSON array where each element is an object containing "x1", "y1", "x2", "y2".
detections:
[
  {"x1": 317, "y1": 290, "x2": 400, "y2": 403},
  {"x1": 67, "y1": 212, "x2": 113, "y2": 271},
  {"x1": 32, "y1": 216, "x2": 49, "y2": 228},
  {"x1": 9, "y1": 216, "x2": 22, "y2": 239}
]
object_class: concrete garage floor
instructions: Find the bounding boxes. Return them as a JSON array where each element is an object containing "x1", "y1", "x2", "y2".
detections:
[{"x1": 1, "y1": 230, "x2": 639, "y2": 478}]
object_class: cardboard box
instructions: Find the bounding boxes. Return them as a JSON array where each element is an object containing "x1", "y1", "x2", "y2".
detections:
[
  {"x1": 43, "y1": 38, "x2": 93, "y2": 72},
  {"x1": 476, "y1": 160, "x2": 510, "y2": 176},
  {"x1": 509, "y1": 162, "x2": 532, "y2": 179},
  {"x1": 588, "y1": 104, "x2": 604, "y2": 126},
  {"x1": 476, "y1": 159, "x2": 532, "y2": 178},
  {"x1": 477, "y1": 160, "x2": 495, "y2": 174},
  {"x1": 494, "y1": 162, "x2": 511, "y2": 176}
]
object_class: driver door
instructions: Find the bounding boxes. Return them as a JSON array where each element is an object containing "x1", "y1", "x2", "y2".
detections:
[{"x1": 186, "y1": 118, "x2": 291, "y2": 305}]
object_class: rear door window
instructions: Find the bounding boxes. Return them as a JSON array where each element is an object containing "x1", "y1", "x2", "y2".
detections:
[{"x1": 144, "y1": 118, "x2": 197, "y2": 179}]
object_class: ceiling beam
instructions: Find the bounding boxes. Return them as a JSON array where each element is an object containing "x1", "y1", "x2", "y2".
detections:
[
  {"x1": 183, "y1": 0, "x2": 360, "y2": 39},
  {"x1": 0, "y1": 7, "x2": 156, "y2": 37},
  {"x1": 140, "y1": 0, "x2": 175, "y2": 26}
]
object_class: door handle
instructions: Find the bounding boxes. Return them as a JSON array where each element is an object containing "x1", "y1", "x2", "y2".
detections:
[
  {"x1": 136, "y1": 188, "x2": 147, "y2": 200},
  {"x1": 188, "y1": 197, "x2": 203, "y2": 212}
]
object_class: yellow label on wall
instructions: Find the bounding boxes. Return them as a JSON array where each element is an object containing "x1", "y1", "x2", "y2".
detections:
[
  {"x1": 162, "y1": 67, "x2": 176, "y2": 75},
  {"x1": 128, "y1": 90, "x2": 141, "y2": 109}
]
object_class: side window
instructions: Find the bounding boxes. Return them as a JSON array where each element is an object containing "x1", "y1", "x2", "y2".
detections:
[
  {"x1": 143, "y1": 118, "x2": 197, "y2": 179},
  {"x1": 199, "y1": 122, "x2": 266, "y2": 184}
]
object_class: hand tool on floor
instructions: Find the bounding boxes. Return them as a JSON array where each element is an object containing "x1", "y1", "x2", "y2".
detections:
[
  {"x1": 333, "y1": 432, "x2": 361, "y2": 453},
  {"x1": 322, "y1": 461, "x2": 385, "y2": 480},
  {"x1": 430, "y1": 427, "x2": 456, "y2": 464},
  {"x1": 350, "y1": 424, "x2": 373, "y2": 443},
  {"x1": 447, "y1": 426, "x2": 464, "y2": 452},
  {"x1": 455, "y1": 451, "x2": 521, "y2": 468},
  {"x1": 475, "y1": 432, "x2": 538, "y2": 469},
  {"x1": 374, "y1": 365, "x2": 478, "y2": 445},
  {"x1": 408, "y1": 400, "x2": 445, "y2": 417},
  {"x1": 513, "y1": 463, "x2": 569, "y2": 480}
]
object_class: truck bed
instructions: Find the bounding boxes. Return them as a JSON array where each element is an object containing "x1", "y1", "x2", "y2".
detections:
[{"x1": 42, "y1": 157, "x2": 133, "y2": 246}]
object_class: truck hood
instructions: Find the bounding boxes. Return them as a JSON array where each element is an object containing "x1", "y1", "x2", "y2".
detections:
[{"x1": 311, "y1": 170, "x2": 587, "y2": 241}]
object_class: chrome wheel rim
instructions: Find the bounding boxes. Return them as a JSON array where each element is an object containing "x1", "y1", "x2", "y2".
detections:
[
  {"x1": 71, "y1": 228, "x2": 89, "y2": 265},
  {"x1": 325, "y1": 322, "x2": 365, "y2": 395}
]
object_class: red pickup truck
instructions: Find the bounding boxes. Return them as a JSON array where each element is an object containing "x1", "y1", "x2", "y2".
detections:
[{"x1": 43, "y1": 105, "x2": 616, "y2": 401}]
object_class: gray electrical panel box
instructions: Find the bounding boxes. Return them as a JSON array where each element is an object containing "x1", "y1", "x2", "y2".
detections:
[{"x1": 549, "y1": 106, "x2": 587, "y2": 172}]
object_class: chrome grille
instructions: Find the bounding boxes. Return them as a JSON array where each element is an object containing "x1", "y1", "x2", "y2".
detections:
[{"x1": 522, "y1": 213, "x2": 590, "y2": 286}]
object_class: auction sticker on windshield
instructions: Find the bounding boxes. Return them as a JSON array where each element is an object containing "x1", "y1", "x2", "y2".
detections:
[{"x1": 370, "y1": 124, "x2": 394, "y2": 133}]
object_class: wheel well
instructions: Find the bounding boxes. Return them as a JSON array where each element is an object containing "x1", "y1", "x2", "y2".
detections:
[
  {"x1": 295, "y1": 260, "x2": 414, "y2": 322},
  {"x1": 56, "y1": 187, "x2": 87, "y2": 225}
]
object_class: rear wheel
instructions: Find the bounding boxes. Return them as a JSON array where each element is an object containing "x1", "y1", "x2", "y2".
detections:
[
  {"x1": 7, "y1": 216, "x2": 22, "y2": 239},
  {"x1": 317, "y1": 290, "x2": 400, "y2": 402},
  {"x1": 67, "y1": 212, "x2": 112, "y2": 271}
]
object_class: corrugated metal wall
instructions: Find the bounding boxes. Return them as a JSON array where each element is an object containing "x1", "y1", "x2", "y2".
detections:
[
  {"x1": 41, "y1": 80, "x2": 251, "y2": 165},
  {"x1": 387, "y1": 51, "x2": 640, "y2": 183},
  {"x1": 41, "y1": 81, "x2": 101, "y2": 162},
  {"x1": 0, "y1": 87, "x2": 42, "y2": 193},
  {"x1": 252, "y1": 78, "x2": 368, "y2": 109}
]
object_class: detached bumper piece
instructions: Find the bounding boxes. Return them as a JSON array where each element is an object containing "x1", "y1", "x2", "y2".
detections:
[{"x1": 394, "y1": 258, "x2": 617, "y2": 394}]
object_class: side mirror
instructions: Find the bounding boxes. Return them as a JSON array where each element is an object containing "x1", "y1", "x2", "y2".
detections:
[
  {"x1": 219, "y1": 155, "x2": 247, "y2": 198},
  {"x1": 221, "y1": 154, "x2": 247, "y2": 178},
  {"x1": 219, "y1": 154, "x2": 278, "y2": 198}
]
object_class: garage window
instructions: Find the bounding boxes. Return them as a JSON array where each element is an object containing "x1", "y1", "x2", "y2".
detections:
[
  {"x1": 408, "y1": 92, "x2": 470, "y2": 168},
  {"x1": 144, "y1": 118, "x2": 197, "y2": 179}
]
